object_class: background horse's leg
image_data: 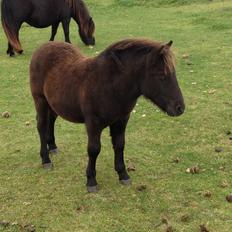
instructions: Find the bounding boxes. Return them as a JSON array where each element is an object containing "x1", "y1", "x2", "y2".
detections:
[
  {"x1": 15, "y1": 25, "x2": 23, "y2": 54},
  {"x1": 47, "y1": 108, "x2": 58, "y2": 154},
  {"x1": 61, "y1": 18, "x2": 71, "y2": 43},
  {"x1": 35, "y1": 97, "x2": 52, "y2": 169},
  {"x1": 86, "y1": 122, "x2": 102, "y2": 192},
  {"x1": 7, "y1": 42, "x2": 15, "y2": 57},
  {"x1": 49, "y1": 23, "x2": 60, "y2": 41},
  {"x1": 6, "y1": 24, "x2": 23, "y2": 56},
  {"x1": 110, "y1": 117, "x2": 131, "y2": 185}
]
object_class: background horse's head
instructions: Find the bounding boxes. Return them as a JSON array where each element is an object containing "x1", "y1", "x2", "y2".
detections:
[
  {"x1": 75, "y1": 0, "x2": 95, "y2": 45},
  {"x1": 67, "y1": 0, "x2": 95, "y2": 45},
  {"x1": 78, "y1": 16, "x2": 95, "y2": 46},
  {"x1": 141, "y1": 41, "x2": 185, "y2": 116}
]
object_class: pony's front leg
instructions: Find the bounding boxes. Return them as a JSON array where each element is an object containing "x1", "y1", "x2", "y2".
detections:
[
  {"x1": 86, "y1": 122, "x2": 102, "y2": 192},
  {"x1": 61, "y1": 18, "x2": 71, "y2": 43},
  {"x1": 110, "y1": 117, "x2": 131, "y2": 185},
  {"x1": 49, "y1": 23, "x2": 59, "y2": 41}
]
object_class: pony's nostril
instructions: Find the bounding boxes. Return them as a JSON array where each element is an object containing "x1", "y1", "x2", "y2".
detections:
[{"x1": 176, "y1": 105, "x2": 184, "y2": 114}]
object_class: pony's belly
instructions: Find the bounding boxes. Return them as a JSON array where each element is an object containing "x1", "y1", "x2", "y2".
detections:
[
  {"x1": 26, "y1": 20, "x2": 55, "y2": 28},
  {"x1": 48, "y1": 101, "x2": 85, "y2": 123},
  {"x1": 59, "y1": 113, "x2": 85, "y2": 124}
]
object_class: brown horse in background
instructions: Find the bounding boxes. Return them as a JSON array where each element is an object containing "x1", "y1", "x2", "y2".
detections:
[
  {"x1": 1, "y1": 0, "x2": 95, "y2": 56},
  {"x1": 30, "y1": 38, "x2": 185, "y2": 192}
]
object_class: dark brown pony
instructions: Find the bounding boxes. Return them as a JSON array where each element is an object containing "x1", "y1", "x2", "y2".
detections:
[
  {"x1": 30, "y1": 39, "x2": 185, "y2": 192},
  {"x1": 1, "y1": 0, "x2": 95, "y2": 56}
]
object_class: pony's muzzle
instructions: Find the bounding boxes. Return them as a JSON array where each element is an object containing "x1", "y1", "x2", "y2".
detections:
[
  {"x1": 166, "y1": 102, "x2": 185, "y2": 116},
  {"x1": 89, "y1": 37, "x2": 95, "y2": 45}
]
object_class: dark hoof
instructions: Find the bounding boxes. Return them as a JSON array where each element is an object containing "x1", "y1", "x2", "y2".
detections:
[
  {"x1": 87, "y1": 185, "x2": 98, "y2": 193},
  {"x1": 18, "y1": 50, "x2": 23, "y2": 54},
  {"x1": 49, "y1": 148, "x2": 59, "y2": 154},
  {"x1": 120, "y1": 178, "x2": 131, "y2": 185},
  {"x1": 9, "y1": 53, "x2": 15, "y2": 57},
  {"x1": 42, "y1": 163, "x2": 53, "y2": 169}
]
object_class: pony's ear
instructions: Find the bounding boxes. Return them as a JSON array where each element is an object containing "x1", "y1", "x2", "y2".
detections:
[
  {"x1": 166, "y1": 40, "x2": 173, "y2": 48},
  {"x1": 159, "y1": 40, "x2": 173, "y2": 55},
  {"x1": 89, "y1": 17, "x2": 93, "y2": 26}
]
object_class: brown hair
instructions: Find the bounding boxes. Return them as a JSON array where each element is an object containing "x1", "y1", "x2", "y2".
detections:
[{"x1": 103, "y1": 38, "x2": 175, "y2": 74}]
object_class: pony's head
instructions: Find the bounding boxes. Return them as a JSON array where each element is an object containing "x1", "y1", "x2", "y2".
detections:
[
  {"x1": 78, "y1": 17, "x2": 95, "y2": 46},
  {"x1": 75, "y1": 0, "x2": 95, "y2": 45},
  {"x1": 141, "y1": 41, "x2": 185, "y2": 116},
  {"x1": 102, "y1": 39, "x2": 184, "y2": 116},
  {"x1": 67, "y1": 0, "x2": 95, "y2": 45}
]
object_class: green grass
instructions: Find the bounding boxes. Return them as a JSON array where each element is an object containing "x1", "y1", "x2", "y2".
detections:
[{"x1": 1, "y1": 0, "x2": 232, "y2": 231}]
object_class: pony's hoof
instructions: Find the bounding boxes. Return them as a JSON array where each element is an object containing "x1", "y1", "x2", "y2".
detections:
[
  {"x1": 120, "y1": 178, "x2": 131, "y2": 186},
  {"x1": 49, "y1": 148, "x2": 59, "y2": 154},
  {"x1": 87, "y1": 185, "x2": 98, "y2": 193},
  {"x1": 42, "y1": 163, "x2": 53, "y2": 169},
  {"x1": 18, "y1": 50, "x2": 23, "y2": 54}
]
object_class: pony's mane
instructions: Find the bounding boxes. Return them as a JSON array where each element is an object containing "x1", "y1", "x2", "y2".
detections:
[
  {"x1": 65, "y1": 0, "x2": 92, "y2": 33},
  {"x1": 102, "y1": 39, "x2": 175, "y2": 73}
]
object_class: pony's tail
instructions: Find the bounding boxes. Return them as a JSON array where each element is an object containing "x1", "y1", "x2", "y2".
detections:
[{"x1": 1, "y1": 0, "x2": 22, "y2": 52}]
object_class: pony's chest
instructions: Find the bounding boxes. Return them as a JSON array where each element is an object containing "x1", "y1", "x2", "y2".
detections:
[{"x1": 92, "y1": 99, "x2": 135, "y2": 125}]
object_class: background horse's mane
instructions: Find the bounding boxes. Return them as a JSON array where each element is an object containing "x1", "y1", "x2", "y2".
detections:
[
  {"x1": 65, "y1": 0, "x2": 92, "y2": 34},
  {"x1": 102, "y1": 39, "x2": 175, "y2": 74}
]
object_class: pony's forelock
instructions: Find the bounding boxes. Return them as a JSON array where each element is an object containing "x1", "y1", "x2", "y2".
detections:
[{"x1": 161, "y1": 48, "x2": 175, "y2": 74}]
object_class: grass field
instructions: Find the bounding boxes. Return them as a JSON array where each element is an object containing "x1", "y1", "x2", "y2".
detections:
[{"x1": 1, "y1": 0, "x2": 232, "y2": 231}]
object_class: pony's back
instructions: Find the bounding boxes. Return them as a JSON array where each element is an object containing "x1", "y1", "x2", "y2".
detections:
[
  {"x1": 30, "y1": 42, "x2": 84, "y2": 95},
  {"x1": 31, "y1": 41, "x2": 83, "y2": 68},
  {"x1": 31, "y1": 42, "x2": 82, "y2": 77}
]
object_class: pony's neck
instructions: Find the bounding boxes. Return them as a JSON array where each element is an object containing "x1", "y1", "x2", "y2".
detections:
[
  {"x1": 102, "y1": 53, "x2": 145, "y2": 104},
  {"x1": 118, "y1": 52, "x2": 147, "y2": 96},
  {"x1": 70, "y1": 0, "x2": 89, "y2": 24}
]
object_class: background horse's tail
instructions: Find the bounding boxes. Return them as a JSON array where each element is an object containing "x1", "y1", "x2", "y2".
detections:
[{"x1": 1, "y1": 0, "x2": 22, "y2": 52}]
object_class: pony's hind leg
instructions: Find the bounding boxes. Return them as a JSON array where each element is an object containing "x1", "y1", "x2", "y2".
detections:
[
  {"x1": 110, "y1": 116, "x2": 131, "y2": 185},
  {"x1": 6, "y1": 24, "x2": 23, "y2": 56},
  {"x1": 15, "y1": 27, "x2": 23, "y2": 54},
  {"x1": 47, "y1": 108, "x2": 58, "y2": 154},
  {"x1": 49, "y1": 23, "x2": 60, "y2": 41},
  {"x1": 35, "y1": 97, "x2": 52, "y2": 169}
]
